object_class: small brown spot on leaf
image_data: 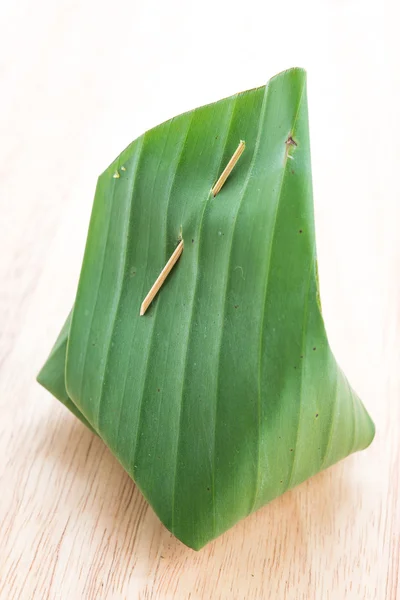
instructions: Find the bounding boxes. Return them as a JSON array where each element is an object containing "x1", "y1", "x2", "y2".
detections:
[
  {"x1": 286, "y1": 136, "x2": 297, "y2": 147},
  {"x1": 316, "y1": 413, "x2": 319, "y2": 418},
  {"x1": 299, "y1": 230, "x2": 303, "y2": 234},
  {"x1": 313, "y1": 347, "x2": 316, "y2": 351}
]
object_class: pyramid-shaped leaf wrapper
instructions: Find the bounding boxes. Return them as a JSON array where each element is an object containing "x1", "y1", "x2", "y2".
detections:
[{"x1": 38, "y1": 68, "x2": 375, "y2": 550}]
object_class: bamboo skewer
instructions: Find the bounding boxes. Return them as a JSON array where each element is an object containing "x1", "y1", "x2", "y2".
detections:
[
  {"x1": 140, "y1": 139, "x2": 245, "y2": 315},
  {"x1": 211, "y1": 140, "x2": 246, "y2": 197},
  {"x1": 140, "y1": 240, "x2": 184, "y2": 316}
]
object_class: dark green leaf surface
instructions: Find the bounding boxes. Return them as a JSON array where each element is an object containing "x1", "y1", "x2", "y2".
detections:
[{"x1": 38, "y1": 68, "x2": 375, "y2": 550}]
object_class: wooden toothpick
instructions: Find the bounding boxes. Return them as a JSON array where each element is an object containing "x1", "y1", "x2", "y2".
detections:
[
  {"x1": 140, "y1": 140, "x2": 245, "y2": 313},
  {"x1": 140, "y1": 240, "x2": 184, "y2": 316},
  {"x1": 212, "y1": 140, "x2": 245, "y2": 197}
]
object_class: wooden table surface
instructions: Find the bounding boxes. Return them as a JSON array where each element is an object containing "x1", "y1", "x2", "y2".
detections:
[{"x1": 1, "y1": 1, "x2": 399, "y2": 598}]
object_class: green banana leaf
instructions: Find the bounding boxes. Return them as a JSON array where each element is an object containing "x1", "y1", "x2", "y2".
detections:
[{"x1": 37, "y1": 67, "x2": 375, "y2": 550}]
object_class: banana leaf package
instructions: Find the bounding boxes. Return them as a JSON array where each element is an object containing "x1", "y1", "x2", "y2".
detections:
[{"x1": 38, "y1": 68, "x2": 375, "y2": 550}]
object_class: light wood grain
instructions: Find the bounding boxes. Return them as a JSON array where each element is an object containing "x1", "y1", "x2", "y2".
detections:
[{"x1": 1, "y1": 1, "x2": 399, "y2": 598}]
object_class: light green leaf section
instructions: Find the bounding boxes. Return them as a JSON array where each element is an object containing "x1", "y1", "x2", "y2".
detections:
[
  {"x1": 37, "y1": 68, "x2": 375, "y2": 550},
  {"x1": 37, "y1": 311, "x2": 96, "y2": 434}
]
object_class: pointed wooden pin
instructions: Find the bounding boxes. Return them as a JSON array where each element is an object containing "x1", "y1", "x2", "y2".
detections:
[
  {"x1": 212, "y1": 140, "x2": 245, "y2": 197},
  {"x1": 140, "y1": 240, "x2": 184, "y2": 316}
]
